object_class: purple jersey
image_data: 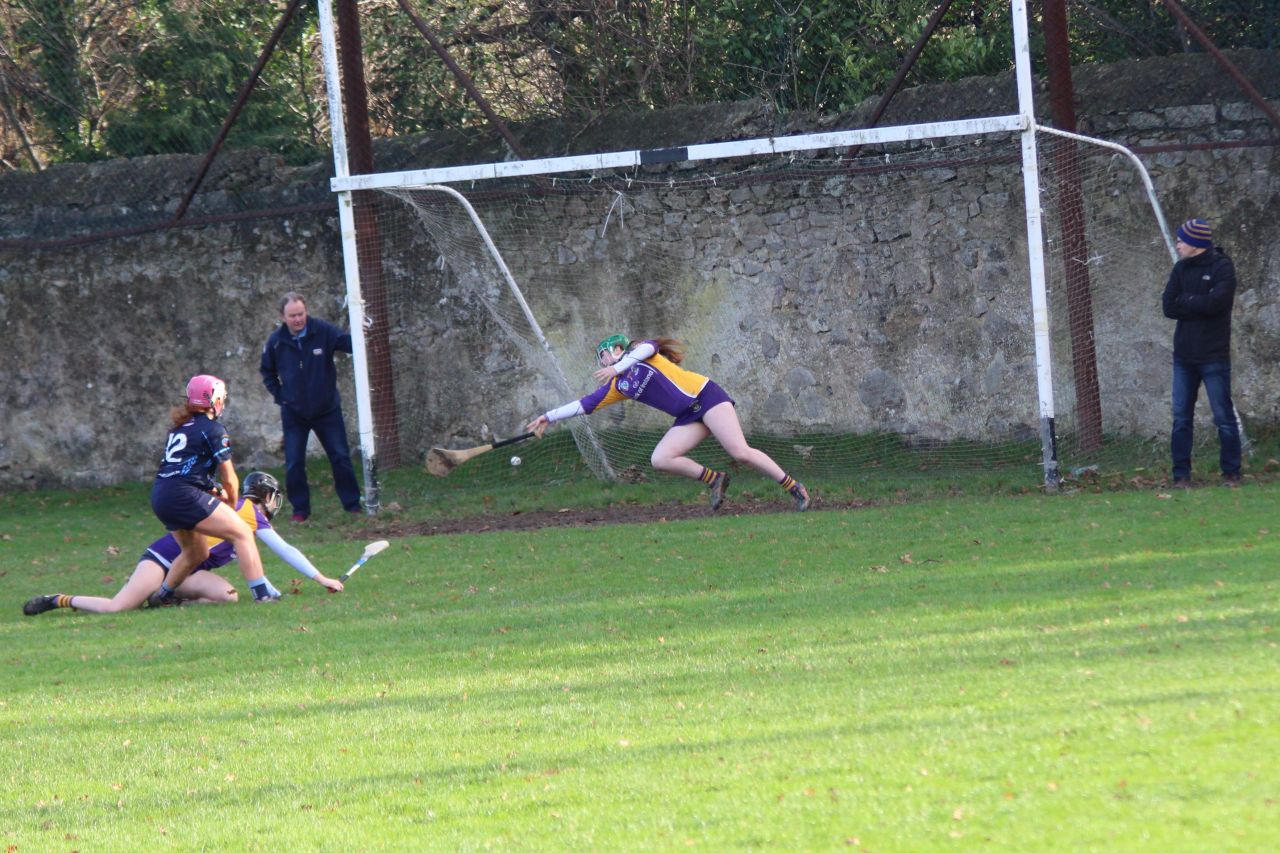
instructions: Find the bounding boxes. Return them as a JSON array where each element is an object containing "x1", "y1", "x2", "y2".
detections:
[
  {"x1": 154, "y1": 416, "x2": 232, "y2": 491},
  {"x1": 142, "y1": 499, "x2": 271, "y2": 573},
  {"x1": 579, "y1": 341, "x2": 710, "y2": 418},
  {"x1": 141, "y1": 533, "x2": 229, "y2": 574}
]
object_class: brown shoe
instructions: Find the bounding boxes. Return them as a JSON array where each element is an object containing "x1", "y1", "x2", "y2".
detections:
[
  {"x1": 1171, "y1": 477, "x2": 1191, "y2": 490},
  {"x1": 1221, "y1": 473, "x2": 1241, "y2": 488}
]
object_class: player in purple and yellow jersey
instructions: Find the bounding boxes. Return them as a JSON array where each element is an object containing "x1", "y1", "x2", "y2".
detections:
[
  {"x1": 145, "y1": 374, "x2": 267, "y2": 606},
  {"x1": 24, "y1": 472, "x2": 344, "y2": 615},
  {"x1": 526, "y1": 335, "x2": 810, "y2": 511}
]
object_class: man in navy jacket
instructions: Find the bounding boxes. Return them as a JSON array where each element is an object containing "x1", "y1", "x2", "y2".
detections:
[
  {"x1": 1161, "y1": 218, "x2": 1242, "y2": 488},
  {"x1": 260, "y1": 292, "x2": 362, "y2": 520}
]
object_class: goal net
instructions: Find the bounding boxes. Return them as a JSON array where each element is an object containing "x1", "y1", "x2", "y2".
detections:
[
  {"x1": 347, "y1": 125, "x2": 1175, "y2": 504},
  {"x1": 1035, "y1": 129, "x2": 1180, "y2": 479}
]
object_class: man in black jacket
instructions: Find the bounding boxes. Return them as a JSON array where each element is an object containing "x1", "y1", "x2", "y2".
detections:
[
  {"x1": 260, "y1": 292, "x2": 363, "y2": 520},
  {"x1": 1161, "y1": 218, "x2": 1241, "y2": 488}
]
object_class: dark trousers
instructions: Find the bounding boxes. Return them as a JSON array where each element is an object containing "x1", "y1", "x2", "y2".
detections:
[
  {"x1": 1171, "y1": 358, "x2": 1241, "y2": 480},
  {"x1": 281, "y1": 406, "x2": 361, "y2": 515}
]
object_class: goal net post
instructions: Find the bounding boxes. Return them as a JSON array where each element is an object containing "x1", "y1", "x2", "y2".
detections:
[
  {"x1": 330, "y1": 117, "x2": 1176, "y2": 503},
  {"x1": 317, "y1": 0, "x2": 1183, "y2": 505}
]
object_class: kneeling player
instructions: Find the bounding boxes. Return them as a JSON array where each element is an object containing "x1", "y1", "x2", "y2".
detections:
[{"x1": 23, "y1": 472, "x2": 343, "y2": 616}]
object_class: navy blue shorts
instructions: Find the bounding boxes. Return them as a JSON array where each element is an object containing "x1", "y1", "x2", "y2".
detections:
[
  {"x1": 673, "y1": 380, "x2": 735, "y2": 427},
  {"x1": 151, "y1": 479, "x2": 220, "y2": 531}
]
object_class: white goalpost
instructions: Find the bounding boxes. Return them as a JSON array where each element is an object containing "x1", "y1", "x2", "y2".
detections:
[
  {"x1": 316, "y1": 0, "x2": 1176, "y2": 505},
  {"x1": 316, "y1": 0, "x2": 381, "y2": 512},
  {"x1": 1009, "y1": 0, "x2": 1058, "y2": 490}
]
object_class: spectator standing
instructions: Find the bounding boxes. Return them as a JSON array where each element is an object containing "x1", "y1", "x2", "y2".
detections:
[
  {"x1": 260, "y1": 292, "x2": 363, "y2": 520},
  {"x1": 1161, "y1": 218, "x2": 1242, "y2": 488}
]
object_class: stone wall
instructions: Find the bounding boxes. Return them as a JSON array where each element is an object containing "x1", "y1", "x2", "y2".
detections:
[{"x1": 1, "y1": 50, "x2": 1277, "y2": 489}]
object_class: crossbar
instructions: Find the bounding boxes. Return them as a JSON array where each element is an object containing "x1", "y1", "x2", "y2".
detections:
[{"x1": 330, "y1": 115, "x2": 1026, "y2": 192}]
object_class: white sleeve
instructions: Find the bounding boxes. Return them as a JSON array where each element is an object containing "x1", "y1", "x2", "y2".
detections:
[
  {"x1": 256, "y1": 527, "x2": 320, "y2": 579},
  {"x1": 611, "y1": 341, "x2": 657, "y2": 374},
  {"x1": 545, "y1": 400, "x2": 586, "y2": 423}
]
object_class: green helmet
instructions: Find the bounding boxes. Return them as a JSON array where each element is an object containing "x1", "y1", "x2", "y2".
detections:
[{"x1": 596, "y1": 334, "x2": 630, "y2": 360}]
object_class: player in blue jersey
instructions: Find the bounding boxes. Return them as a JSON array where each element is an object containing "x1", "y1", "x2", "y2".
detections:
[
  {"x1": 526, "y1": 335, "x2": 810, "y2": 511},
  {"x1": 146, "y1": 374, "x2": 267, "y2": 606},
  {"x1": 23, "y1": 472, "x2": 344, "y2": 615}
]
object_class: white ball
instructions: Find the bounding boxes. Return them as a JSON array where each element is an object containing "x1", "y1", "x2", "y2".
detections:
[{"x1": 510, "y1": 455, "x2": 522, "y2": 467}]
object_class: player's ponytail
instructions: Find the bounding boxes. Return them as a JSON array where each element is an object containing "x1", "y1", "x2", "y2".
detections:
[
  {"x1": 169, "y1": 402, "x2": 206, "y2": 426},
  {"x1": 650, "y1": 337, "x2": 685, "y2": 364}
]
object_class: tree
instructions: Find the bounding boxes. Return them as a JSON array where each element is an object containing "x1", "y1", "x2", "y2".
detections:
[
  {"x1": 102, "y1": 1, "x2": 323, "y2": 162},
  {"x1": 2, "y1": 0, "x2": 1275, "y2": 169},
  {"x1": 2, "y1": 0, "x2": 152, "y2": 162}
]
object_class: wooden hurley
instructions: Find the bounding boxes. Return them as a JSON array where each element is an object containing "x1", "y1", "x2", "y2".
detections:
[{"x1": 425, "y1": 432, "x2": 535, "y2": 477}]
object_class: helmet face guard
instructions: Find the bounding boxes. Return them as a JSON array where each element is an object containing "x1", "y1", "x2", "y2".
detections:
[
  {"x1": 186, "y1": 374, "x2": 228, "y2": 418},
  {"x1": 596, "y1": 334, "x2": 631, "y2": 365},
  {"x1": 242, "y1": 471, "x2": 282, "y2": 519}
]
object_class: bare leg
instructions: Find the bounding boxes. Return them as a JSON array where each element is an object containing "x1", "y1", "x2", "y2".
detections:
[
  {"x1": 69, "y1": 561, "x2": 166, "y2": 614},
  {"x1": 175, "y1": 571, "x2": 238, "y2": 604},
  {"x1": 650, "y1": 421, "x2": 712, "y2": 480},
  {"x1": 193, "y1": 502, "x2": 266, "y2": 584},
  {"x1": 69, "y1": 561, "x2": 238, "y2": 612},
  {"x1": 700, "y1": 402, "x2": 787, "y2": 481},
  {"x1": 165, "y1": 502, "x2": 265, "y2": 593},
  {"x1": 166, "y1": 529, "x2": 211, "y2": 591}
]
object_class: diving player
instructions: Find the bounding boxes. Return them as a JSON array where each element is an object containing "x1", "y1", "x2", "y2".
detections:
[{"x1": 525, "y1": 335, "x2": 810, "y2": 511}]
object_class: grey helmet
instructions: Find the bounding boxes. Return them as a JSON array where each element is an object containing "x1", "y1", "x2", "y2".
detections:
[{"x1": 242, "y1": 471, "x2": 283, "y2": 520}]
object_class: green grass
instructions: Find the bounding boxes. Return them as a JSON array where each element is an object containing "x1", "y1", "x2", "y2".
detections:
[
  {"x1": 375, "y1": 425, "x2": 1280, "y2": 522},
  {"x1": 2, "y1": 482, "x2": 1277, "y2": 849}
]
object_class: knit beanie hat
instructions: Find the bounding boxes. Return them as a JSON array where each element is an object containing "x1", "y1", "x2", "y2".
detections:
[{"x1": 1176, "y1": 218, "x2": 1213, "y2": 248}]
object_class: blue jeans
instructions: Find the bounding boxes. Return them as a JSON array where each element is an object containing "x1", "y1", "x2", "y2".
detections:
[
  {"x1": 281, "y1": 406, "x2": 362, "y2": 515},
  {"x1": 1171, "y1": 359, "x2": 1240, "y2": 480}
]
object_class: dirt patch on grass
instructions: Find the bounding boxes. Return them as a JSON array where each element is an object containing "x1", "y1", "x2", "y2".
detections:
[
  {"x1": 367, "y1": 494, "x2": 867, "y2": 538},
  {"x1": 356, "y1": 468, "x2": 1279, "y2": 540}
]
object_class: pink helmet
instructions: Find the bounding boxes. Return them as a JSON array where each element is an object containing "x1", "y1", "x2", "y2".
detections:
[{"x1": 186, "y1": 374, "x2": 228, "y2": 417}]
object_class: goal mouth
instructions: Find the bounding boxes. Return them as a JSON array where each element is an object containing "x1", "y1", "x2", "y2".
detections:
[{"x1": 347, "y1": 122, "x2": 1175, "y2": 499}]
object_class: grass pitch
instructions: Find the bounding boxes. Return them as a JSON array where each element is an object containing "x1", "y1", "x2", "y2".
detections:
[{"x1": 2, "y1": 482, "x2": 1277, "y2": 850}]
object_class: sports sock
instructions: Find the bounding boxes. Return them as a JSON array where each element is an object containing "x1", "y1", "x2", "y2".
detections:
[
  {"x1": 699, "y1": 466, "x2": 722, "y2": 485},
  {"x1": 779, "y1": 474, "x2": 797, "y2": 491},
  {"x1": 56, "y1": 594, "x2": 73, "y2": 609},
  {"x1": 248, "y1": 577, "x2": 281, "y2": 600},
  {"x1": 147, "y1": 582, "x2": 176, "y2": 606}
]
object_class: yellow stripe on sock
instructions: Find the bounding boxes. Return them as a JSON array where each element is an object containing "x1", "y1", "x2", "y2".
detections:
[
  {"x1": 779, "y1": 475, "x2": 795, "y2": 491},
  {"x1": 56, "y1": 594, "x2": 73, "y2": 609}
]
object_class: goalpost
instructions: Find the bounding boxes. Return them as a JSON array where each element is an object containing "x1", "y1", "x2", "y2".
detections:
[{"x1": 317, "y1": 0, "x2": 1177, "y2": 506}]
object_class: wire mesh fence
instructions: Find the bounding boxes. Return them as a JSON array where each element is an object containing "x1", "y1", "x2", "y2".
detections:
[
  {"x1": 1, "y1": 1, "x2": 1277, "y2": 495},
  {"x1": 2, "y1": 1, "x2": 1276, "y2": 175}
]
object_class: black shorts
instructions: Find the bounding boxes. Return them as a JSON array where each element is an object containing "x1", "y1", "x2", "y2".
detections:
[{"x1": 151, "y1": 479, "x2": 220, "y2": 531}]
